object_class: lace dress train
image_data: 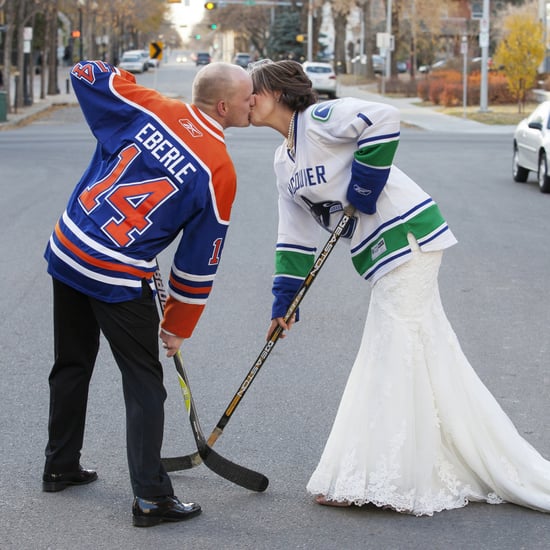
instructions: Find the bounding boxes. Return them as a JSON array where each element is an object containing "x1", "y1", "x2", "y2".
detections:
[{"x1": 306, "y1": 235, "x2": 550, "y2": 516}]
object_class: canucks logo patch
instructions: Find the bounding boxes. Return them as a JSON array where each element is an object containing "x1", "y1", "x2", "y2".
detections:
[{"x1": 311, "y1": 102, "x2": 334, "y2": 122}]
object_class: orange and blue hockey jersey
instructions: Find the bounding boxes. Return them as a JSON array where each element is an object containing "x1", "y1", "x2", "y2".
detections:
[{"x1": 44, "y1": 60, "x2": 237, "y2": 338}]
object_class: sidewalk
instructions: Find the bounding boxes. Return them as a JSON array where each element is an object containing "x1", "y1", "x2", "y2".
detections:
[
  {"x1": 0, "y1": 65, "x2": 518, "y2": 134},
  {"x1": 0, "y1": 65, "x2": 77, "y2": 130}
]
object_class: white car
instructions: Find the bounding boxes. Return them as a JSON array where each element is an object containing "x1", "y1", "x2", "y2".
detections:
[
  {"x1": 513, "y1": 100, "x2": 550, "y2": 193},
  {"x1": 147, "y1": 56, "x2": 160, "y2": 68},
  {"x1": 302, "y1": 61, "x2": 337, "y2": 99},
  {"x1": 118, "y1": 52, "x2": 145, "y2": 73},
  {"x1": 122, "y1": 50, "x2": 149, "y2": 72}
]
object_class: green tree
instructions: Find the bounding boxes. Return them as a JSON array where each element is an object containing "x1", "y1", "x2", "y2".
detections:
[
  {"x1": 266, "y1": 9, "x2": 303, "y2": 60},
  {"x1": 493, "y1": 13, "x2": 544, "y2": 112}
]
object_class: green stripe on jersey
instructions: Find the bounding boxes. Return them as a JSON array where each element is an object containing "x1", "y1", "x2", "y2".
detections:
[
  {"x1": 351, "y1": 204, "x2": 446, "y2": 276},
  {"x1": 275, "y1": 249, "x2": 315, "y2": 278},
  {"x1": 355, "y1": 140, "x2": 399, "y2": 167}
]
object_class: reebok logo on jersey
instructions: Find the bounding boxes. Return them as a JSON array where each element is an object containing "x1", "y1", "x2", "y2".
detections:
[
  {"x1": 179, "y1": 119, "x2": 203, "y2": 138},
  {"x1": 353, "y1": 184, "x2": 372, "y2": 196}
]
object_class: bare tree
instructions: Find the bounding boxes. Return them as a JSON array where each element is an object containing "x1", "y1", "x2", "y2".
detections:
[
  {"x1": 332, "y1": 0, "x2": 353, "y2": 74},
  {"x1": 46, "y1": 0, "x2": 58, "y2": 96},
  {"x1": 2, "y1": 0, "x2": 17, "y2": 111}
]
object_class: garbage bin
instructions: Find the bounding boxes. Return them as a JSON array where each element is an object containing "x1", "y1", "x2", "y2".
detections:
[{"x1": 0, "y1": 91, "x2": 7, "y2": 123}]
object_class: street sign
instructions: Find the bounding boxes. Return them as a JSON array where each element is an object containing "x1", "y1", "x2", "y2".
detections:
[
  {"x1": 376, "y1": 32, "x2": 394, "y2": 52},
  {"x1": 149, "y1": 41, "x2": 163, "y2": 60},
  {"x1": 479, "y1": 31, "x2": 489, "y2": 48},
  {"x1": 471, "y1": 1, "x2": 482, "y2": 19}
]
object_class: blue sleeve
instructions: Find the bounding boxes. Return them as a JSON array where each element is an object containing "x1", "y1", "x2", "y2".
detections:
[
  {"x1": 272, "y1": 276, "x2": 302, "y2": 321},
  {"x1": 70, "y1": 60, "x2": 137, "y2": 143}
]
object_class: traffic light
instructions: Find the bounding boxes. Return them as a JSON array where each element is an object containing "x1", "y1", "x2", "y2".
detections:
[
  {"x1": 210, "y1": 23, "x2": 218, "y2": 30},
  {"x1": 296, "y1": 34, "x2": 305, "y2": 43},
  {"x1": 204, "y1": 2, "x2": 217, "y2": 9},
  {"x1": 195, "y1": 34, "x2": 201, "y2": 40}
]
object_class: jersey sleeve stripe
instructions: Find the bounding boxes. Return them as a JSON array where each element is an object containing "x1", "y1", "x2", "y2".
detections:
[
  {"x1": 170, "y1": 265, "x2": 215, "y2": 282},
  {"x1": 275, "y1": 243, "x2": 317, "y2": 253},
  {"x1": 169, "y1": 276, "x2": 211, "y2": 298},
  {"x1": 357, "y1": 131, "x2": 400, "y2": 148}
]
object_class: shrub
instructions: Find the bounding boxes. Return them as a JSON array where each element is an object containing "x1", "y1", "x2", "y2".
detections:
[{"x1": 417, "y1": 69, "x2": 516, "y2": 106}]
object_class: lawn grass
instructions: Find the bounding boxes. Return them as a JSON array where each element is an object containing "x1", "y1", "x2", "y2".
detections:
[{"x1": 435, "y1": 103, "x2": 537, "y2": 125}]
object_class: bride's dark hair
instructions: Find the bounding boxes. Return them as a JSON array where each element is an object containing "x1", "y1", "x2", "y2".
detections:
[{"x1": 248, "y1": 59, "x2": 318, "y2": 112}]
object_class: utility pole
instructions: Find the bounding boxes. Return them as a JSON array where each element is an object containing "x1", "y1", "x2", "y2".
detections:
[
  {"x1": 385, "y1": 0, "x2": 392, "y2": 83},
  {"x1": 380, "y1": 0, "x2": 392, "y2": 95},
  {"x1": 479, "y1": 0, "x2": 489, "y2": 112},
  {"x1": 539, "y1": 0, "x2": 548, "y2": 72}
]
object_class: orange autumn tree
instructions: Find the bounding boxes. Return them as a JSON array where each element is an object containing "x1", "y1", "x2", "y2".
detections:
[{"x1": 493, "y1": 14, "x2": 544, "y2": 113}]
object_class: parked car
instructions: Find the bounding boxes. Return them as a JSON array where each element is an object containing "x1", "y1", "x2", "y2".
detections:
[
  {"x1": 351, "y1": 54, "x2": 384, "y2": 74},
  {"x1": 471, "y1": 56, "x2": 495, "y2": 70},
  {"x1": 372, "y1": 54, "x2": 385, "y2": 74},
  {"x1": 233, "y1": 52, "x2": 251, "y2": 68},
  {"x1": 118, "y1": 52, "x2": 146, "y2": 74},
  {"x1": 418, "y1": 59, "x2": 446, "y2": 74},
  {"x1": 302, "y1": 61, "x2": 337, "y2": 99},
  {"x1": 513, "y1": 101, "x2": 550, "y2": 193},
  {"x1": 147, "y1": 56, "x2": 160, "y2": 68},
  {"x1": 195, "y1": 52, "x2": 212, "y2": 66},
  {"x1": 122, "y1": 50, "x2": 149, "y2": 72}
]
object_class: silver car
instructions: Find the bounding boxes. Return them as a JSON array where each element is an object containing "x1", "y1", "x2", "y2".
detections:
[
  {"x1": 513, "y1": 101, "x2": 550, "y2": 193},
  {"x1": 302, "y1": 61, "x2": 337, "y2": 99},
  {"x1": 118, "y1": 52, "x2": 145, "y2": 74}
]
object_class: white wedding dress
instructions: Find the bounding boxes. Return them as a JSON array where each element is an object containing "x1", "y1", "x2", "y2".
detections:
[{"x1": 306, "y1": 235, "x2": 550, "y2": 516}]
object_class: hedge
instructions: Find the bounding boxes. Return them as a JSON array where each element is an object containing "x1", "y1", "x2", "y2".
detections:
[{"x1": 415, "y1": 70, "x2": 516, "y2": 105}]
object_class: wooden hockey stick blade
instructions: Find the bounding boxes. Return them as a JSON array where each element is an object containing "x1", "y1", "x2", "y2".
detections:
[{"x1": 161, "y1": 206, "x2": 356, "y2": 473}]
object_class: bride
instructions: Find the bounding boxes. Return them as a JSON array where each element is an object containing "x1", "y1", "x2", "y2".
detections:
[{"x1": 247, "y1": 58, "x2": 550, "y2": 516}]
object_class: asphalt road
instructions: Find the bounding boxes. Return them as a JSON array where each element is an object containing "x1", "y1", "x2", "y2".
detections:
[{"x1": 1, "y1": 62, "x2": 550, "y2": 549}]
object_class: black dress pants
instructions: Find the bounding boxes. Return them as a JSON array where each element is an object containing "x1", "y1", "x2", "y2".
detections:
[{"x1": 45, "y1": 278, "x2": 173, "y2": 498}]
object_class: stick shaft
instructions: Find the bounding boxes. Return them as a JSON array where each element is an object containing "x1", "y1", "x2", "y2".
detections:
[{"x1": 161, "y1": 206, "x2": 356, "y2": 471}]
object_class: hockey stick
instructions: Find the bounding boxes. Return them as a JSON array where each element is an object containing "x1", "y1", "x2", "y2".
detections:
[
  {"x1": 153, "y1": 266, "x2": 269, "y2": 492},
  {"x1": 161, "y1": 204, "x2": 356, "y2": 472}
]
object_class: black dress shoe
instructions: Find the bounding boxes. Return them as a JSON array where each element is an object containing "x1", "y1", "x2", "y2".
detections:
[
  {"x1": 42, "y1": 466, "x2": 98, "y2": 492},
  {"x1": 132, "y1": 495, "x2": 202, "y2": 527}
]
